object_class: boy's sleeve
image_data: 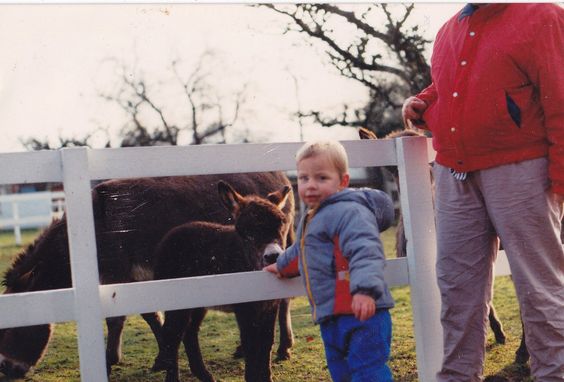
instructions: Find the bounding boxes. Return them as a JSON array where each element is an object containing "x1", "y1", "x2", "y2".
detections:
[
  {"x1": 336, "y1": 204, "x2": 388, "y2": 301},
  {"x1": 276, "y1": 243, "x2": 300, "y2": 277}
]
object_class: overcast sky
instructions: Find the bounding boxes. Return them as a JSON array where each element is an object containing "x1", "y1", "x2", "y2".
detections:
[{"x1": 0, "y1": 3, "x2": 462, "y2": 153}]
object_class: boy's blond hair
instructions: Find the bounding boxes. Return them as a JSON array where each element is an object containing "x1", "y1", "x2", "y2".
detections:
[{"x1": 296, "y1": 140, "x2": 349, "y2": 178}]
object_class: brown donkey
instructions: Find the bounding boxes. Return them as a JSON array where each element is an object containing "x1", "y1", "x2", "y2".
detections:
[
  {"x1": 358, "y1": 127, "x2": 531, "y2": 364},
  {"x1": 0, "y1": 173, "x2": 295, "y2": 379},
  {"x1": 152, "y1": 181, "x2": 292, "y2": 382}
]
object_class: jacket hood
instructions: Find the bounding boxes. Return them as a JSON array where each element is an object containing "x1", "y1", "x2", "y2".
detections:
[{"x1": 321, "y1": 188, "x2": 394, "y2": 232}]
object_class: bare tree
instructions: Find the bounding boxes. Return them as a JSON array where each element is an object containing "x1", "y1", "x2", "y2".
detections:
[
  {"x1": 20, "y1": 130, "x2": 111, "y2": 151},
  {"x1": 264, "y1": 3, "x2": 431, "y2": 137},
  {"x1": 101, "y1": 51, "x2": 247, "y2": 147},
  {"x1": 22, "y1": 51, "x2": 247, "y2": 150},
  {"x1": 102, "y1": 65, "x2": 180, "y2": 147},
  {"x1": 171, "y1": 54, "x2": 246, "y2": 145}
]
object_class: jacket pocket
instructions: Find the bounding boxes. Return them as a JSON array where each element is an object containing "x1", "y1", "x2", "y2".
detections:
[
  {"x1": 497, "y1": 84, "x2": 534, "y2": 129},
  {"x1": 505, "y1": 93, "x2": 521, "y2": 128}
]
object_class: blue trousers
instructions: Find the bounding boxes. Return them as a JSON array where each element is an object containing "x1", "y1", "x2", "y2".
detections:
[{"x1": 319, "y1": 310, "x2": 393, "y2": 382}]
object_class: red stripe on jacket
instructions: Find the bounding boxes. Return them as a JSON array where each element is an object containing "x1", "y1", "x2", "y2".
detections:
[
  {"x1": 332, "y1": 236, "x2": 353, "y2": 315},
  {"x1": 279, "y1": 257, "x2": 299, "y2": 277}
]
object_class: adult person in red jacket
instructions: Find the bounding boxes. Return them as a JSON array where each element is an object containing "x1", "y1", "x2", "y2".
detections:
[{"x1": 402, "y1": 4, "x2": 564, "y2": 381}]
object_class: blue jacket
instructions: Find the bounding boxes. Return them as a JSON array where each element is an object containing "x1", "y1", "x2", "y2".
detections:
[{"x1": 277, "y1": 188, "x2": 395, "y2": 323}]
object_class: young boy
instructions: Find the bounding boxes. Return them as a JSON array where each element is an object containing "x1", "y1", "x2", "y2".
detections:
[{"x1": 264, "y1": 140, "x2": 395, "y2": 381}]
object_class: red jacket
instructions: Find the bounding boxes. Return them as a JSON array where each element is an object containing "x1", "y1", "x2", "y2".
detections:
[{"x1": 417, "y1": 4, "x2": 564, "y2": 193}]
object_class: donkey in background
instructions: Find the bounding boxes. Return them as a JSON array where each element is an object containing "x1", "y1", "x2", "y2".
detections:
[
  {"x1": 0, "y1": 172, "x2": 295, "y2": 379},
  {"x1": 152, "y1": 181, "x2": 292, "y2": 382},
  {"x1": 359, "y1": 127, "x2": 530, "y2": 364}
]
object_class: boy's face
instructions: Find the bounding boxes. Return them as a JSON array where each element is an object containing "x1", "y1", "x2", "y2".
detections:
[{"x1": 297, "y1": 153, "x2": 350, "y2": 208}]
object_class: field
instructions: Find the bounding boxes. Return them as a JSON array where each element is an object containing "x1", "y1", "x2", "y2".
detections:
[{"x1": 0, "y1": 228, "x2": 531, "y2": 382}]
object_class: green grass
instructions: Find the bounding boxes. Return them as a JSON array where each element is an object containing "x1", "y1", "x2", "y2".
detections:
[
  {"x1": 0, "y1": 228, "x2": 530, "y2": 382},
  {"x1": 0, "y1": 229, "x2": 41, "y2": 276}
]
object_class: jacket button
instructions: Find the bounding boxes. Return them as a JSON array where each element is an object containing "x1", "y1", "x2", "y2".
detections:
[
  {"x1": 461, "y1": 60, "x2": 468, "y2": 66},
  {"x1": 457, "y1": 160, "x2": 463, "y2": 165},
  {"x1": 453, "y1": 92, "x2": 459, "y2": 97},
  {"x1": 469, "y1": 31, "x2": 476, "y2": 37},
  {"x1": 451, "y1": 127, "x2": 456, "y2": 132}
]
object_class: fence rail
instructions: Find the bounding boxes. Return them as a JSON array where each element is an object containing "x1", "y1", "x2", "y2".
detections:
[
  {"x1": 0, "y1": 139, "x2": 510, "y2": 382},
  {"x1": 0, "y1": 191, "x2": 65, "y2": 244}
]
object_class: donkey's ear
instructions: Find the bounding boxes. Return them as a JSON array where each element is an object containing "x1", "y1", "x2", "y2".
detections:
[
  {"x1": 267, "y1": 185, "x2": 291, "y2": 210},
  {"x1": 218, "y1": 181, "x2": 242, "y2": 215},
  {"x1": 358, "y1": 127, "x2": 377, "y2": 140}
]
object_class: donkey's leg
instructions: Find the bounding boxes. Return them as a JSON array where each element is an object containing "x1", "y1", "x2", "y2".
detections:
[
  {"x1": 488, "y1": 302, "x2": 506, "y2": 344},
  {"x1": 105, "y1": 316, "x2": 126, "y2": 375},
  {"x1": 515, "y1": 319, "x2": 530, "y2": 364},
  {"x1": 276, "y1": 298, "x2": 294, "y2": 360},
  {"x1": 233, "y1": 342, "x2": 245, "y2": 359},
  {"x1": 142, "y1": 312, "x2": 164, "y2": 352},
  {"x1": 233, "y1": 318, "x2": 245, "y2": 359},
  {"x1": 395, "y1": 217, "x2": 407, "y2": 258},
  {"x1": 234, "y1": 299, "x2": 293, "y2": 361},
  {"x1": 235, "y1": 302, "x2": 276, "y2": 382},
  {"x1": 152, "y1": 309, "x2": 191, "y2": 382},
  {"x1": 182, "y1": 308, "x2": 215, "y2": 382}
]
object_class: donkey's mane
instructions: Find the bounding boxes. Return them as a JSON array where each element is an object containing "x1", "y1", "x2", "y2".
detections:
[
  {"x1": 243, "y1": 194, "x2": 285, "y2": 213},
  {"x1": 1, "y1": 218, "x2": 66, "y2": 288}
]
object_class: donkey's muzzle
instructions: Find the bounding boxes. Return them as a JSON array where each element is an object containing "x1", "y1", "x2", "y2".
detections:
[{"x1": 263, "y1": 243, "x2": 283, "y2": 265}]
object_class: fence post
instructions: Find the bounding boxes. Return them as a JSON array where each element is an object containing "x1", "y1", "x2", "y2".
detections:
[
  {"x1": 61, "y1": 148, "x2": 108, "y2": 382},
  {"x1": 395, "y1": 137, "x2": 443, "y2": 381}
]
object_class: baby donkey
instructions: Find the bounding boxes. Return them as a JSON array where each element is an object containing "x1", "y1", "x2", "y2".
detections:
[{"x1": 152, "y1": 181, "x2": 291, "y2": 382}]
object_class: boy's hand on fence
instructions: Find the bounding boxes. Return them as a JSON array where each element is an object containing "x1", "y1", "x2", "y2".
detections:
[
  {"x1": 263, "y1": 263, "x2": 282, "y2": 278},
  {"x1": 352, "y1": 294, "x2": 376, "y2": 321}
]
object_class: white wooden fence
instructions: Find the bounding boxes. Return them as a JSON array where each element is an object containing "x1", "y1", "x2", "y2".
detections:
[
  {"x1": 0, "y1": 139, "x2": 511, "y2": 382},
  {"x1": 0, "y1": 191, "x2": 65, "y2": 245}
]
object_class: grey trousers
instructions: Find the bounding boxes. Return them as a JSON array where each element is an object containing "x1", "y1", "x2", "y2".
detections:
[{"x1": 434, "y1": 158, "x2": 564, "y2": 382}]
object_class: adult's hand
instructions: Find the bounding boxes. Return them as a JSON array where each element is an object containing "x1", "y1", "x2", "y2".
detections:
[{"x1": 402, "y1": 96, "x2": 428, "y2": 122}]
